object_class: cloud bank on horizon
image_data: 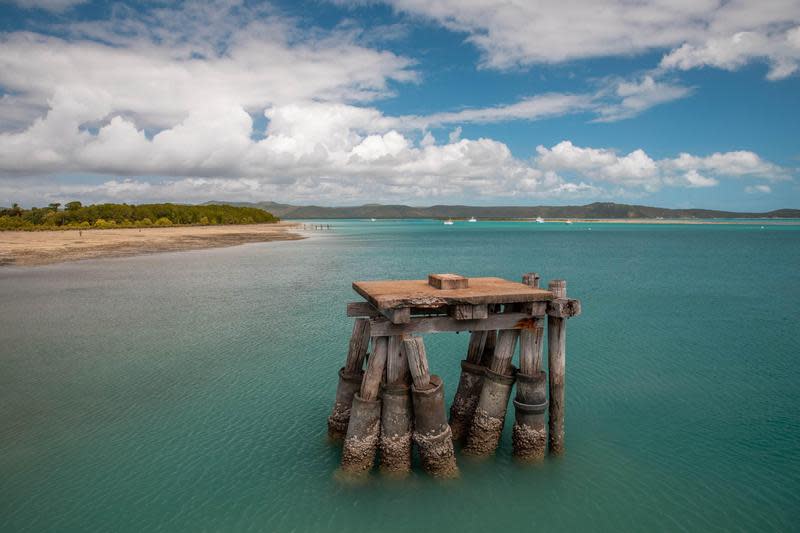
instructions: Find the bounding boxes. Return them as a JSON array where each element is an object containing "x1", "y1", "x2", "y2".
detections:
[{"x1": 0, "y1": 0, "x2": 798, "y2": 209}]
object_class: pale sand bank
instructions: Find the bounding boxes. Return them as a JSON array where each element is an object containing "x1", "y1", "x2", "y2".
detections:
[
  {"x1": 530, "y1": 218, "x2": 800, "y2": 225},
  {"x1": 0, "y1": 222, "x2": 304, "y2": 267}
]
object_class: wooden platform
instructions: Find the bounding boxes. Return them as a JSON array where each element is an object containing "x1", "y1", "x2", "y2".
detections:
[{"x1": 352, "y1": 277, "x2": 553, "y2": 310}]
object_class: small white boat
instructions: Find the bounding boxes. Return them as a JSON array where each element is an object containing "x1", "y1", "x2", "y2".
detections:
[
  {"x1": 468, "y1": 216, "x2": 477, "y2": 222},
  {"x1": 565, "y1": 220, "x2": 573, "y2": 225},
  {"x1": 535, "y1": 217, "x2": 544, "y2": 223},
  {"x1": 443, "y1": 219, "x2": 454, "y2": 225},
  {"x1": 370, "y1": 218, "x2": 376, "y2": 222}
]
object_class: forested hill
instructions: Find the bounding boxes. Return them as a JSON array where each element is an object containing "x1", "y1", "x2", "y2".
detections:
[
  {"x1": 0, "y1": 202, "x2": 278, "y2": 229},
  {"x1": 209, "y1": 201, "x2": 800, "y2": 220}
]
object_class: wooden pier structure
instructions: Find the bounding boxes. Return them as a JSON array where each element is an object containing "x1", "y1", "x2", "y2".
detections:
[{"x1": 328, "y1": 272, "x2": 581, "y2": 477}]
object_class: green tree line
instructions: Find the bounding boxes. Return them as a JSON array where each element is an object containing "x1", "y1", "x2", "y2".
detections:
[{"x1": 0, "y1": 202, "x2": 279, "y2": 230}]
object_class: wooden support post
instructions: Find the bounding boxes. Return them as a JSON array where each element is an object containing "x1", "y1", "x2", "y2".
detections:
[
  {"x1": 449, "y1": 330, "x2": 489, "y2": 442},
  {"x1": 488, "y1": 329, "x2": 520, "y2": 375},
  {"x1": 340, "y1": 335, "x2": 387, "y2": 474},
  {"x1": 385, "y1": 335, "x2": 408, "y2": 386},
  {"x1": 344, "y1": 318, "x2": 370, "y2": 374},
  {"x1": 402, "y1": 336, "x2": 432, "y2": 390},
  {"x1": 463, "y1": 326, "x2": 519, "y2": 456},
  {"x1": 522, "y1": 272, "x2": 541, "y2": 288},
  {"x1": 547, "y1": 279, "x2": 567, "y2": 455},
  {"x1": 465, "y1": 331, "x2": 488, "y2": 364},
  {"x1": 380, "y1": 335, "x2": 413, "y2": 475},
  {"x1": 519, "y1": 319, "x2": 544, "y2": 375},
  {"x1": 328, "y1": 317, "x2": 371, "y2": 440},
  {"x1": 403, "y1": 335, "x2": 458, "y2": 478},
  {"x1": 479, "y1": 329, "x2": 497, "y2": 367},
  {"x1": 360, "y1": 336, "x2": 388, "y2": 401}
]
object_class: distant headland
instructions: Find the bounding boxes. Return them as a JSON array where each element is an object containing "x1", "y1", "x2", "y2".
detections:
[{"x1": 210, "y1": 201, "x2": 800, "y2": 220}]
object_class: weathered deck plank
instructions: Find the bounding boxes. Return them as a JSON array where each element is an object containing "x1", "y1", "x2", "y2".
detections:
[{"x1": 353, "y1": 277, "x2": 553, "y2": 311}]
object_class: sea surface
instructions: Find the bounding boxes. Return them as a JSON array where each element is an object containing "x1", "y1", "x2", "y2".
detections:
[{"x1": 1, "y1": 220, "x2": 799, "y2": 532}]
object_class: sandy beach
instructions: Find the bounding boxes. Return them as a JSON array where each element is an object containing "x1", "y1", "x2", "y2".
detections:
[{"x1": 0, "y1": 222, "x2": 304, "y2": 267}]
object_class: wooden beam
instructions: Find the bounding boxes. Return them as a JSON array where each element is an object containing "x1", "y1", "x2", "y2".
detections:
[
  {"x1": 381, "y1": 307, "x2": 411, "y2": 324},
  {"x1": 347, "y1": 301, "x2": 381, "y2": 317},
  {"x1": 346, "y1": 301, "x2": 449, "y2": 318},
  {"x1": 448, "y1": 304, "x2": 489, "y2": 320},
  {"x1": 369, "y1": 312, "x2": 536, "y2": 336},
  {"x1": 547, "y1": 298, "x2": 582, "y2": 318}
]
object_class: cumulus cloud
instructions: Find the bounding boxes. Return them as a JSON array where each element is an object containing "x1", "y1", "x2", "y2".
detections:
[
  {"x1": 0, "y1": 6, "x2": 416, "y2": 131},
  {"x1": 0, "y1": 1, "x2": 793, "y2": 206},
  {"x1": 535, "y1": 140, "x2": 782, "y2": 192},
  {"x1": 662, "y1": 151, "x2": 788, "y2": 180},
  {"x1": 377, "y1": 0, "x2": 800, "y2": 79},
  {"x1": 745, "y1": 184, "x2": 772, "y2": 194},
  {"x1": 0, "y1": 84, "x2": 789, "y2": 204}
]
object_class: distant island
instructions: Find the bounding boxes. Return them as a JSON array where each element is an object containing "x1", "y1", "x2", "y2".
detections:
[
  {"x1": 210, "y1": 201, "x2": 800, "y2": 220},
  {"x1": 0, "y1": 202, "x2": 278, "y2": 230}
]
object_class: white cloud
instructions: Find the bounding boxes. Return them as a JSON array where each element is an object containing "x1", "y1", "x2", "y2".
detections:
[
  {"x1": 535, "y1": 140, "x2": 783, "y2": 192},
  {"x1": 0, "y1": 1, "x2": 793, "y2": 206},
  {"x1": 406, "y1": 93, "x2": 595, "y2": 128},
  {"x1": 661, "y1": 26, "x2": 800, "y2": 80},
  {"x1": 377, "y1": 0, "x2": 800, "y2": 79},
  {"x1": 594, "y1": 76, "x2": 692, "y2": 122},
  {"x1": 0, "y1": 87, "x2": 788, "y2": 204},
  {"x1": 0, "y1": 8, "x2": 415, "y2": 132},
  {"x1": 663, "y1": 151, "x2": 788, "y2": 180},
  {"x1": 10, "y1": 0, "x2": 86, "y2": 12},
  {"x1": 665, "y1": 170, "x2": 719, "y2": 188},
  {"x1": 536, "y1": 141, "x2": 659, "y2": 189},
  {"x1": 745, "y1": 184, "x2": 772, "y2": 194},
  {"x1": 395, "y1": 80, "x2": 686, "y2": 128}
]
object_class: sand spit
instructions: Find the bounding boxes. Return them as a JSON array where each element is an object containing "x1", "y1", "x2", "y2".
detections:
[
  {"x1": 0, "y1": 222, "x2": 304, "y2": 267},
  {"x1": 534, "y1": 218, "x2": 800, "y2": 225}
]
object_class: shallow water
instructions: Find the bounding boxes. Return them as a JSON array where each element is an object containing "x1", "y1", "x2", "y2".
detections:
[{"x1": 1, "y1": 220, "x2": 799, "y2": 532}]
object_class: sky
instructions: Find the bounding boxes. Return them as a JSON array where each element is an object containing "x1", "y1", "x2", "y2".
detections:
[{"x1": 0, "y1": 0, "x2": 799, "y2": 210}]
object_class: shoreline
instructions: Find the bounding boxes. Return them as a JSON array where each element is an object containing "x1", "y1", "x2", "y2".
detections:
[
  {"x1": 423, "y1": 218, "x2": 798, "y2": 225},
  {"x1": 0, "y1": 222, "x2": 305, "y2": 267},
  {"x1": 524, "y1": 218, "x2": 800, "y2": 225}
]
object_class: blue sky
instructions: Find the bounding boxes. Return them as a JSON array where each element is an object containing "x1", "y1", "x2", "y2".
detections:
[{"x1": 0, "y1": 0, "x2": 798, "y2": 210}]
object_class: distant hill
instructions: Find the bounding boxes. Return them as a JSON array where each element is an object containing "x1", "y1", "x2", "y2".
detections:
[{"x1": 206, "y1": 201, "x2": 800, "y2": 220}]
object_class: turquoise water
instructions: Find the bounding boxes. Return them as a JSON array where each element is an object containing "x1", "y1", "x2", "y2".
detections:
[{"x1": 1, "y1": 220, "x2": 799, "y2": 532}]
